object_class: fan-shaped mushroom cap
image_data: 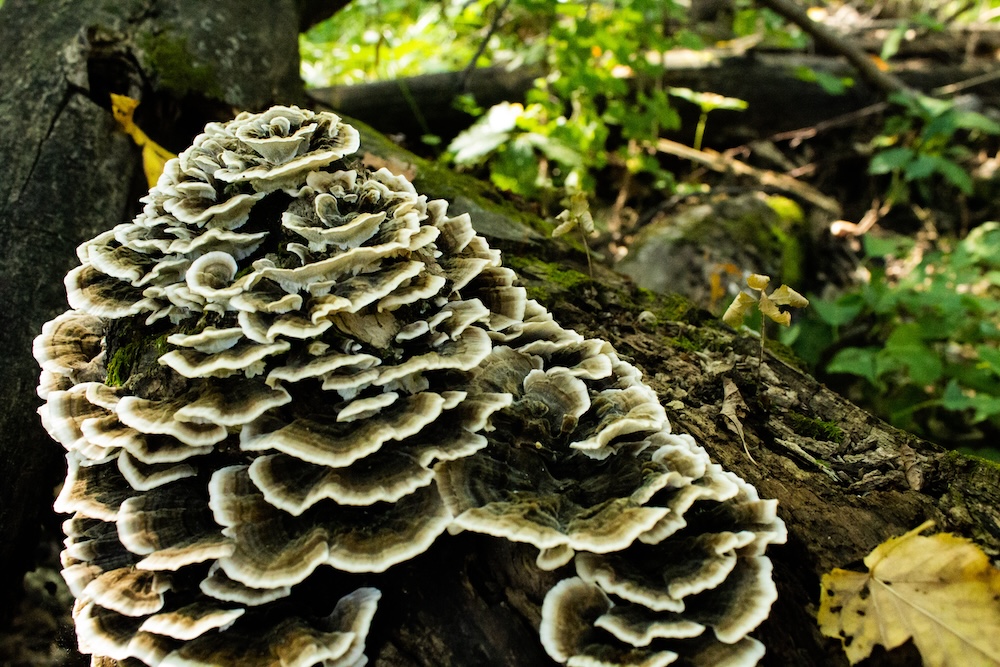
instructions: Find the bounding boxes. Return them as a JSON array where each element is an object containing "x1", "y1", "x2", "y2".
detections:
[
  {"x1": 209, "y1": 465, "x2": 451, "y2": 584},
  {"x1": 163, "y1": 587, "x2": 380, "y2": 667},
  {"x1": 32, "y1": 311, "x2": 105, "y2": 394},
  {"x1": 117, "y1": 396, "x2": 228, "y2": 446},
  {"x1": 35, "y1": 106, "x2": 783, "y2": 667},
  {"x1": 80, "y1": 568, "x2": 171, "y2": 617},
  {"x1": 138, "y1": 602, "x2": 245, "y2": 641}
]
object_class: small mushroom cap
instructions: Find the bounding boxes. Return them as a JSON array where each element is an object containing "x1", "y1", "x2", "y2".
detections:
[
  {"x1": 248, "y1": 423, "x2": 490, "y2": 513},
  {"x1": 158, "y1": 340, "x2": 291, "y2": 379},
  {"x1": 117, "y1": 450, "x2": 197, "y2": 492},
  {"x1": 54, "y1": 453, "x2": 132, "y2": 521},
  {"x1": 539, "y1": 577, "x2": 614, "y2": 664},
  {"x1": 80, "y1": 568, "x2": 170, "y2": 617},
  {"x1": 116, "y1": 484, "x2": 235, "y2": 571},
  {"x1": 39, "y1": 383, "x2": 111, "y2": 456},
  {"x1": 199, "y1": 563, "x2": 291, "y2": 606},
  {"x1": 173, "y1": 380, "x2": 291, "y2": 426},
  {"x1": 32, "y1": 311, "x2": 105, "y2": 390},
  {"x1": 437, "y1": 454, "x2": 670, "y2": 554}
]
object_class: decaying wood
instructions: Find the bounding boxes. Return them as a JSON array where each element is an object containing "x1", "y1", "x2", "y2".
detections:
[{"x1": 2, "y1": 1, "x2": 999, "y2": 665}]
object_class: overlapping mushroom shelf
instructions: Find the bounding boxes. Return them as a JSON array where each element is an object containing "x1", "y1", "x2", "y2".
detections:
[{"x1": 34, "y1": 106, "x2": 785, "y2": 667}]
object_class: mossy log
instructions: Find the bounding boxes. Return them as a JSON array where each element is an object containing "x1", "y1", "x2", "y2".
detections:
[
  {"x1": 347, "y1": 117, "x2": 1000, "y2": 665},
  {"x1": 1, "y1": 2, "x2": 999, "y2": 665}
]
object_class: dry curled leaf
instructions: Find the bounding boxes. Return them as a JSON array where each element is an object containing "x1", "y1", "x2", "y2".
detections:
[
  {"x1": 720, "y1": 377, "x2": 755, "y2": 462},
  {"x1": 110, "y1": 93, "x2": 177, "y2": 187},
  {"x1": 818, "y1": 520, "x2": 1000, "y2": 666}
]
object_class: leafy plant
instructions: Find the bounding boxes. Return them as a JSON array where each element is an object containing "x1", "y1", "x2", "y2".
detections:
[
  {"x1": 786, "y1": 224, "x2": 1000, "y2": 448},
  {"x1": 300, "y1": 0, "x2": 498, "y2": 86},
  {"x1": 446, "y1": 0, "x2": 684, "y2": 199},
  {"x1": 723, "y1": 273, "x2": 808, "y2": 372},
  {"x1": 667, "y1": 87, "x2": 747, "y2": 152},
  {"x1": 869, "y1": 93, "x2": 1000, "y2": 206}
]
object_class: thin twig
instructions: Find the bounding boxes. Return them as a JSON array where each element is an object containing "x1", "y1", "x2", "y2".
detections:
[
  {"x1": 932, "y1": 68, "x2": 1000, "y2": 96},
  {"x1": 461, "y1": 0, "x2": 511, "y2": 89},
  {"x1": 656, "y1": 138, "x2": 843, "y2": 216},
  {"x1": 755, "y1": 0, "x2": 914, "y2": 96},
  {"x1": 762, "y1": 102, "x2": 889, "y2": 147}
]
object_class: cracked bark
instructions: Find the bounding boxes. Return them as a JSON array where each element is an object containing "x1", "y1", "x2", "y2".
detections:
[{"x1": 0, "y1": 0, "x2": 308, "y2": 619}]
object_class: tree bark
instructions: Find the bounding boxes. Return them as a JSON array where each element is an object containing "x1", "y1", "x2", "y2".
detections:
[
  {"x1": 2, "y1": 2, "x2": 999, "y2": 666},
  {"x1": 0, "y1": 0, "x2": 309, "y2": 623}
]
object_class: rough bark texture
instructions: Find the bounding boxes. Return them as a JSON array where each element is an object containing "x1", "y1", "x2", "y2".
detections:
[
  {"x1": 0, "y1": 0, "x2": 308, "y2": 621},
  {"x1": 3, "y1": 2, "x2": 1000, "y2": 666}
]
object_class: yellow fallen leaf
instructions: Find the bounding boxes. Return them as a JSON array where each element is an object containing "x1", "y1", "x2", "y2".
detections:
[
  {"x1": 110, "y1": 94, "x2": 177, "y2": 187},
  {"x1": 818, "y1": 520, "x2": 1000, "y2": 666}
]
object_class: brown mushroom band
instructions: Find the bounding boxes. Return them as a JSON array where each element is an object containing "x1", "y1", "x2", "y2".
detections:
[{"x1": 34, "y1": 106, "x2": 786, "y2": 667}]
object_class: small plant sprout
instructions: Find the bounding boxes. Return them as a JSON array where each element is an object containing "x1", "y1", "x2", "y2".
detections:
[
  {"x1": 552, "y1": 171, "x2": 596, "y2": 276},
  {"x1": 724, "y1": 274, "x2": 809, "y2": 373},
  {"x1": 668, "y1": 88, "x2": 748, "y2": 152}
]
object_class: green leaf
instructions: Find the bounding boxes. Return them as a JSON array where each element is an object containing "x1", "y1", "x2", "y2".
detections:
[
  {"x1": 903, "y1": 154, "x2": 939, "y2": 181},
  {"x1": 488, "y1": 139, "x2": 539, "y2": 196},
  {"x1": 794, "y1": 66, "x2": 853, "y2": 95},
  {"x1": 448, "y1": 102, "x2": 523, "y2": 165},
  {"x1": 933, "y1": 158, "x2": 974, "y2": 194},
  {"x1": 914, "y1": 95, "x2": 954, "y2": 118},
  {"x1": 523, "y1": 132, "x2": 585, "y2": 169},
  {"x1": 942, "y1": 380, "x2": 1000, "y2": 422},
  {"x1": 863, "y1": 234, "x2": 911, "y2": 258},
  {"x1": 812, "y1": 295, "x2": 864, "y2": 327},
  {"x1": 954, "y1": 110, "x2": 1000, "y2": 135},
  {"x1": 668, "y1": 87, "x2": 748, "y2": 113},
  {"x1": 869, "y1": 147, "x2": 915, "y2": 174},
  {"x1": 827, "y1": 347, "x2": 881, "y2": 386},
  {"x1": 884, "y1": 324, "x2": 943, "y2": 385},
  {"x1": 976, "y1": 346, "x2": 1000, "y2": 378},
  {"x1": 880, "y1": 23, "x2": 907, "y2": 61}
]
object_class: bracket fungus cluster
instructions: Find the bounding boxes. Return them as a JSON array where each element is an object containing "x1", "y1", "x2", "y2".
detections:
[{"x1": 34, "y1": 106, "x2": 786, "y2": 666}]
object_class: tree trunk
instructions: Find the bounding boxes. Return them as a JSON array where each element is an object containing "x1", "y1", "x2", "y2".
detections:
[
  {"x1": 0, "y1": 0, "x2": 312, "y2": 623},
  {"x1": 2, "y1": 3, "x2": 999, "y2": 667}
]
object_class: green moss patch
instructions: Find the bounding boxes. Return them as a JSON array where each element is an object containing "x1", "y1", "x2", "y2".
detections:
[
  {"x1": 137, "y1": 30, "x2": 222, "y2": 99},
  {"x1": 788, "y1": 412, "x2": 845, "y2": 444}
]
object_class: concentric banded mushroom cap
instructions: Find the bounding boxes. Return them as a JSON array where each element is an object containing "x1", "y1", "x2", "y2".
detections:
[{"x1": 34, "y1": 105, "x2": 784, "y2": 666}]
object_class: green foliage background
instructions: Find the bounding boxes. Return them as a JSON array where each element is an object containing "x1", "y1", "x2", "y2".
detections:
[{"x1": 303, "y1": 0, "x2": 1000, "y2": 456}]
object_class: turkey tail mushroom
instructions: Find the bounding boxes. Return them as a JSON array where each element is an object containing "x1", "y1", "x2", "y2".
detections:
[{"x1": 34, "y1": 105, "x2": 784, "y2": 666}]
